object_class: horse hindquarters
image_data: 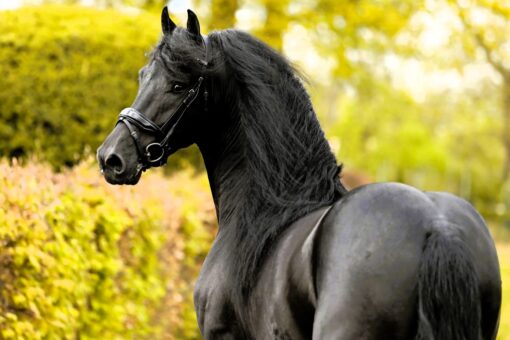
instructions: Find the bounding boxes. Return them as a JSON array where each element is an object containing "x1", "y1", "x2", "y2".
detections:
[
  {"x1": 416, "y1": 230, "x2": 481, "y2": 340},
  {"x1": 311, "y1": 184, "x2": 500, "y2": 340}
]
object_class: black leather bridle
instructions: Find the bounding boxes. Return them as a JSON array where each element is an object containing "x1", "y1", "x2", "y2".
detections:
[{"x1": 116, "y1": 57, "x2": 208, "y2": 171}]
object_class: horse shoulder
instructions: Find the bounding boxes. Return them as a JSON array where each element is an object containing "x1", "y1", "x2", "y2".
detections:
[
  {"x1": 248, "y1": 206, "x2": 332, "y2": 339},
  {"x1": 193, "y1": 233, "x2": 247, "y2": 339}
]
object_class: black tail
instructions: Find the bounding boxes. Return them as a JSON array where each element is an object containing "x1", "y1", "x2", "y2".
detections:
[{"x1": 416, "y1": 231, "x2": 481, "y2": 340}]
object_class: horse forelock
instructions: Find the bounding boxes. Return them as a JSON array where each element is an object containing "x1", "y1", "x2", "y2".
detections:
[{"x1": 151, "y1": 28, "x2": 206, "y2": 78}]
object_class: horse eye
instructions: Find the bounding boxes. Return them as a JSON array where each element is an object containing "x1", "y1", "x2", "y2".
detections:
[{"x1": 171, "y1": 83, "x2": 185, "y2": 93}]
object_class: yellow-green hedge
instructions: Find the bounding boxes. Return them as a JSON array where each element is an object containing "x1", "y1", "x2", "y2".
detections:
[
  {"x1": 0, "y1": 159, "x2": 215, "y2": 339},
  {"x1": 0, "y1": 5, "x2": 203, "y2": 170},
  {"x1": 2, "y1": 161, "x2": 510, "y2": 339}
]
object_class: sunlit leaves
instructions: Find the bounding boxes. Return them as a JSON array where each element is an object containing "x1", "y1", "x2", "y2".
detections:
[{"x1": 0, "y1": 160, "x2": 216, "y2": 338}]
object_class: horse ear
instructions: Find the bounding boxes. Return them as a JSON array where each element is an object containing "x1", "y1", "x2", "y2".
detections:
[
  {"x1": 161, "y1": 6, "x2": 176, "y2": 35},
  {"x1": 186, "y1": 9, "x2": 201, "y2": 37}
]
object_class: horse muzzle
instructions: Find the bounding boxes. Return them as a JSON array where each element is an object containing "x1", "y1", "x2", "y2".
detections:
[{"x1": 97, "y1": 144, "x2": 142, "y2": 185}]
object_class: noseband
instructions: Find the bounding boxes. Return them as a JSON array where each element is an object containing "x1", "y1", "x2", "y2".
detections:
[{"x1": 116, "y1": 60, "x2": 207, "y2": 171}]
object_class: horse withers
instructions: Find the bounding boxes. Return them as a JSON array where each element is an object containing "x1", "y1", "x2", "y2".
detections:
[{"x1": 97, "y1": 8, "x2": 501, "y2": 339}]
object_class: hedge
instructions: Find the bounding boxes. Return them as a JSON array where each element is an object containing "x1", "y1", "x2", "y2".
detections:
[
  {"x1": 0, "y1": 159, "x2": 215, "y2": 339},
  {"x1": 0, "y1": 5, "x2": 202, "y2": 170}
]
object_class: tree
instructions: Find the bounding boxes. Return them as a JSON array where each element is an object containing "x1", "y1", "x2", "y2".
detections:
[
  {"x1": 210, "y1": 0, "x2": 238, "y2": 29},
  {"x1": 448, "y1": 0, "x2": 510, "y2": 180},
  {"x1": 254, "y1": 0, "x2": 290, "y2": 51},
  {"x1": 294, "y1": 0, "x2": 423, "y2": 77}
]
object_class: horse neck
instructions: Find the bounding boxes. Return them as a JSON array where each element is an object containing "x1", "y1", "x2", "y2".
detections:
[
  {"x1": 196, "y1": 66, "x2": 346, "y2": 231},
  {"x1": 197, "y1": 118, "x2": 246, "y2": 228},
  {"x1": 197, "y1": 114, "x2": 345, "y2": 232}
]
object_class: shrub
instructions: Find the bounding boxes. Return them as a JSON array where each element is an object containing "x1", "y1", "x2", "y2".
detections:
[{"x1": 0, "y1": 159, "x2": 215, "y2": 339}]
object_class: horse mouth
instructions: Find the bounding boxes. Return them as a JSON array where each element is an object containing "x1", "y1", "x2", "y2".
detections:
[{"x1": 101, "y1": 166, "x2": 142, "y2": 185}]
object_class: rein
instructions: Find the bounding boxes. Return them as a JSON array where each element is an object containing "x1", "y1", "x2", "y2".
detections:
[{"x1": 116, "y1": 48, "x2": 208, "y2": 171}]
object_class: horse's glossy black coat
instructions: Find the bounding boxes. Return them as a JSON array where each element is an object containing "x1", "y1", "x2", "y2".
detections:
[
  {"x1": 194, "y1": 184, "x2": 500, "y2": 339},
  {"x1": 97, "y1": 8, "x2": 502, "y2": 339}
]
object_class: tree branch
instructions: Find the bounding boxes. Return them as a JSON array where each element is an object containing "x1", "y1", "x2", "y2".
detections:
[
  {"x1": 453, "y1": 1, "x2": 509, "y2": 77},
  {"x1": 473, "y1": 31, "x2": 508, "y2": 75}
]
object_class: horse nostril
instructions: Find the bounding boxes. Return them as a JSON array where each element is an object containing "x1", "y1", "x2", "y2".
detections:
[{"x1": 105, "y1": 153, "x2": 126, "y2": 174}]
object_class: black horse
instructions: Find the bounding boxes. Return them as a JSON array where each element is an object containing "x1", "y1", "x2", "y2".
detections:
[{"x1": 97, "y1": 8, "x2": 501, "y2": 339}]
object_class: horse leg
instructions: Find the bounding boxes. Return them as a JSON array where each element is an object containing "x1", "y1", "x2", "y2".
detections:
[
  {"x1": 311, "y1": 266, "x2": 420, "y2": 340},
  {"x1": 312, "y1": 300, "x2": 396, "y2": 340},
  {"x1": 311, "y1": 223, "x2": 422, "y2": 339}
]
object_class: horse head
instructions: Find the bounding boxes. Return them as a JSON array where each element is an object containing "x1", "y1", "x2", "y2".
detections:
[{"x1": 97, "y1": 7, "x2": 208, "y2": 184}]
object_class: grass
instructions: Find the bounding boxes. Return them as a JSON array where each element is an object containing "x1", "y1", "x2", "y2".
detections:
[{"x1": 498, "y1": 242, "x2": 510, "y2": 339}]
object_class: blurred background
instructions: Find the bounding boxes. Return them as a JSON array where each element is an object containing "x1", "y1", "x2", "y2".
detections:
[{"x1": 0, "y1": 0, "x2": 509, "y2": 338}]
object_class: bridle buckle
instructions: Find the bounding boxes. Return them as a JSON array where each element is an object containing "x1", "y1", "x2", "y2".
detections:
[{"x1": 146, "y1": 142, "x2": 166, "y2": 164}]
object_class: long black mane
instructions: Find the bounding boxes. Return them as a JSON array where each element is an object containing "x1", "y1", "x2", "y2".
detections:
[{"x1": 156, "y1": 29, "x2": 346, "y2": 305}]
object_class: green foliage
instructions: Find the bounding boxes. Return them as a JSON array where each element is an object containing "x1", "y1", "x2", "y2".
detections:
[
  {"x1": 0, "y1": 6, "x2": 161, "y2": 169},
  {"x1": 0, "y1": 160, "x2": 216, "y2": 339},
  {"x1": 209, "y1": 0, "x2": 238, "y2": 29},
  {"x1": 253, "y1": 0, "x2": 289, "y2": 51},
  {"x1": 491, "y1": 243, "x2": 510, "y2": 339},
  {"x1": 291, "y1": 0, "x2": 423, "y2": 77},
  {"x1": 311, "y1": 70, "x2": 506, "y2": 219}
]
